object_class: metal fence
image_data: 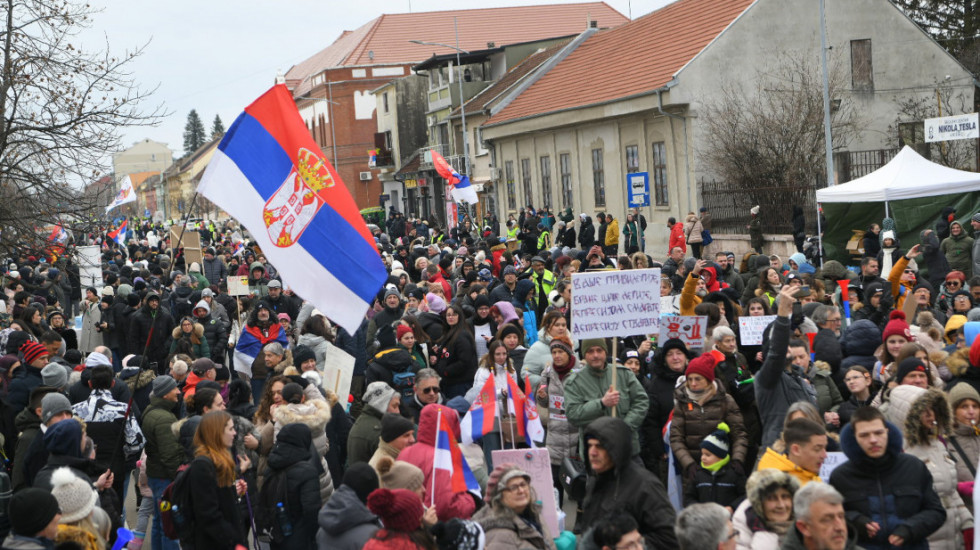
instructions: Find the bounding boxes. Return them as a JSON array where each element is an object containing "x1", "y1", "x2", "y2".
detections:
[
  {"x1": 834, "y1": 148, "x2": 898, "y2": 182},
  {"x1": 699, "y1": 178, "x2": 819, "y2": 235}
]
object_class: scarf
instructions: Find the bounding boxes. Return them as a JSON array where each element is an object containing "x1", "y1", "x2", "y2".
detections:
[
  {"x1": 702, "y1": 454, "x2": 730, "y2": 473},
  {"x1": 553, "y1": 356, "x2": 576, "y2": 380},
  {"x1": 684, "y1": 382, "x2": 716, "y2": 405}
]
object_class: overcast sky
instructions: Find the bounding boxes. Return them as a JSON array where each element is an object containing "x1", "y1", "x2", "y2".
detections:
[{"x1": 80, "y1": 0, "x2": 675, "y2": 159}]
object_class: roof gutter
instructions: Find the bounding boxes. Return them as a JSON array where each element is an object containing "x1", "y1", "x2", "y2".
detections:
[{"x1": 656, "y1": 84, "x2": 694, "y2": 214}]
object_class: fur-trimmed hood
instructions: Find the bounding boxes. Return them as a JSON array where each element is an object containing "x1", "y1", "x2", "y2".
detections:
[
  {"x1": 904, "y1": 386, "x2": 951, "y2": 447},
  {"x1": 272, "y1": 397, "x2": 331, "y2": 432},
  {"x1": 171, "y1": 322, "x2": 205, "y2": 341},
  {"x1": 947, "y1": 346, "x2": 973, "y2": 377},
  {"x1": 746, "y1": 468, "x2": 800, "y2": 519}
]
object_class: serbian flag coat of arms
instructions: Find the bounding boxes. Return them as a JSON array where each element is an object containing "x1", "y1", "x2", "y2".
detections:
[
  {"x1": 460, "y1": 373, "x2": 497, "y2": 444},
  {"x1": 434, "y1": 408, "x2": 481, "y2": 501},
  {"x1": 197, "y1": 85, "x2": 386, "y2": 333}
]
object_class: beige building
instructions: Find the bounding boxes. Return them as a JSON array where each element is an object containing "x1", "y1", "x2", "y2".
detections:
[{"x1": 161, "y1": 139, "x2": 220, "y2": 220}]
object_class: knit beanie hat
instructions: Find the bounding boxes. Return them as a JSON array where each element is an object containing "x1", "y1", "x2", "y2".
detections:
[
  {"x1": 20, "y1": 341, "x2": 48, "y2": 365},
  {"x1": 485, "y1": 464, "x2": 531, "y2": 505},
  {"x1": 948, "y1": 382, "x2": 980, "y2": 413},
  {"x1": 50, "y1": 466, "x2": 98, "y2": 523},
  {"x1": 342, "y1": 462, "x2": 380, "y2": 504},
  {"x1": 381, "y1": 413, "x2": 415, "y2": 443},
  {"x1": 550, "y1": 337, "x2": 574, "y2": 358},
  {"x1": 152, "y1": 375, "x2": 177, "y2": 398},
  {"x1": 701, "y1": 422, "x2": 731, "y2": 468},
  {"x1": 396, "y1": 324, "x2": 414, "y2": 342},
  {"x1": 364, "y1": 381, "x2": 397, "y2": 414},
  {"x1": 426, "y1": 293, "x2": 447, "y2": 314},
  {"x1": 366, "y1": 488, "x2": 424, "y2": 532},
  {"x1": 580, "y1": 338, "x2": 608, "y2": 355},
  {"x1": 84, "y1": 351, "x2": 112, "y2": 368},
  {"x1": 497, "y1": 323, "x2": 524, "y2": 343},
  {"x1": 40, "y1": 392, "x2": 72, "y2": 424},
  {"x1": 895, "y1": 357, "x2": 929, "y2": 385},
  {"x1": 281, "y1": 382, "x2": 304, "y2": 404},
  {"x1": 685, "y1": 353, "x2": 717, "y2": 383},
  {"x1": 291, "y1": 344, "x2": 316, "y2": 368},
  {"x1": 432, "y1": 518, "x2": 486, "y2": 550},
  {"x1": 750, "y1": 205, "x2": 760, "y2": 215},
  {"x1": 41, "y1": 363, "x2": 68, "y2": 389},
  {"x1": 9, "y1": 488, "x2": 60, "y2": 537},
  {"x1": 882, "y1": 311, "x2": 912, "y2": 343},
  {"x1": 377, "y1": 457, "x2": 425, "y2": 492}
]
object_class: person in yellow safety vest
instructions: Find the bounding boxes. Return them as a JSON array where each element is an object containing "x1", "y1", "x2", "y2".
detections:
[
  {"x1": 506, "y1": 220, "x2": 519, "y2": 241},
  {"x1": 537, "y1": 224, "x2": 552, "y2": 251},
  {"x1": 529, "y1": 256, "x2": 556, "y2": 319}
]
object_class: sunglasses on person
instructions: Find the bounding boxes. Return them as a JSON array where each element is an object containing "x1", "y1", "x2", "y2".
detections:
[
  {"x1": 421, "y1": 386, "x2": 440, "y2": 394},
  {"x1": 947, "y1": 281, "x2": 962, "y2": 287}
]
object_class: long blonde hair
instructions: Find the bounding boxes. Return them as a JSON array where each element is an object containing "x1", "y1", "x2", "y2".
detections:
[{"x1": 194, "y1": 411, "x2": 236, "y2": 487}]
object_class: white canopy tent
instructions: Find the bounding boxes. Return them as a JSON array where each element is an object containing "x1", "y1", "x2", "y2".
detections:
[{"x1": 816, "y1": 146, "x2": 980, "y2": 216}]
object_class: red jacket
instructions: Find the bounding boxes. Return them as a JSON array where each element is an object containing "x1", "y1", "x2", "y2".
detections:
[
  {"x1": 668, "y1": 222, "x2": 687, "y2": 254},
  {"x1": 183, "y1": 371, "x2": 206, "y2": 399},
  {"x1": 397, "y1": 404, "x2": 477, "y2": 521}
]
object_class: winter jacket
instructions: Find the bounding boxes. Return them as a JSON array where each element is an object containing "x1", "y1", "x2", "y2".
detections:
[
  {"x1": 202, "y1": 256, "x2": 227, "y2": 286},
  {"x1": 196, "y1": 308, "x2": 228, "y2": 363},
  {"x1": 685, "y1": 214, "x2": 704, "y2": 244},
  {"x1": 936, "y1": 207, "x2": 956, "y2": 241},
  {"x1": 670, "y1": 381, "x2": 748, "y2": 470},
  {"x1": 0, "y1": 535, "x2": 52, "y2": 550},
  {"x1": 169, "y1": 323, "x2": 210, "y2": 359},
  {"x1": 472, "y1": 505, "x2": 557, "y2": 550},
  {"x1": 862, "y1": 229, "x2": 881, "y2": 259},
  {"x1": 273, "y1": 385, "x2": 332, "y2": 459},
  {"x1": 838, "y1": 320, "x2": 883, "y2": 385},
  {"x1": 755, "y1": 316, "x2": 818, "y2": 449},
  {"x1": 669, "y1": 222, "x2": 687, "y2": 253},
  {"x1": 683, "y1": 463, "x2": 744, "y2": 509},
  {"x1": 6, "y1": 366, "x2": 43, "y2": 416},
  {"x1": 140, "y1": 396, "x2": 182, "y2": 479},
  {"x1": 565, "y1": 363, "x2": 649, "y2": 457},
  {"x1": 522, "y1": 328, "x2": 554, "y2": 390},
  {"x1": 919, "y1": 229, "x2": 951, "y2": 289},
  {"x1": 297, "y1": 333, "x2": 332, "y2": 372},
  {"x1": 315, "y1": 485, "x2": 380, "y2": 550},
  {"x1": 578, "y1": 417, "x2": 678, "y2": 549},
  {"x1": 432, "y1": 331, "x2": 478, "y2": 389},
  {"x1": 940, "y1": 223, "x2": 974, "y2": 277},
  {"x1": 535, "y1": 363, "x2": 581, "y2": 465},
  {"x1": 365, "y1": 347, "x2": 418, "y2": 395},
  {"x1": 347, "y1": 405, "x2": 383, "y2": 465},
  {"x1": 757, "y1": 447, "x2": 822, "y2": 486},
  {"x1": 78, "y1": 299, "x2": 102, "y2": 353},
  {"x1": 947, "y1": 423, "x2": 980, "y2": 485},
  {"x1": 185, "y1": 455, "x2": 247, "y2": 550},
  {"x1": 973, "y1": 231, "x2": 980, "y2": 282},
  {"x1": 749, "y1": 217, "x2": 763, "y2": 250},
  {"x1": 128, "y1": 297, "x2": 174, "y2": 367},
  {"x1": 805, "y1": 361, "x2": 843, "y2": 416},
  {"x1": 732, "y1": 498, "x2": 781, "y2": 550},
  {"x1": 578, "y1": 217, "x2": 595, "y2": 250},
  {"x1": 811, "y1": 327, "x2": 842, "y2": 377},
  {"x1": 397, "y1": 404, "x2": 478, "y2": 521},
  {"x1": 640, "y1": 351, "x2": 684, "y2": 470},
  {"x1": 780, "y1": 524, "x2": 862, "y2": 550},
  {"x1": 266, "y1": 423, "x2": 323, "y2": 550},
  {"x1": 829, "y1": 420, "x2": 946, "y2": 550},
  {"x1": 11, "y1": 408, "x2": 40, "y2": 491}
]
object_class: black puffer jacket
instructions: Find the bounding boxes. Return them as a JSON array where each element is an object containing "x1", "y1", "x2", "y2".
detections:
[
  {"x1": 128, "y1": 293, "x2": 174, "y2": 368},
  {"x1": 579, "y1": 417, "x2": 677, "y2": 549},
  {"x1": 829, "y1": 420, "x2": 945, "y2": 550},
  {"x1": 640, "y1": 347, "x2": 685, "y2": 471},
  {"x1": 578, "y1": 217, "x2": 595, "y2": 250},
  {"x1": 364, "y1": 347, "x2": 417, "y2": 393},
  {"x1": 838, "y1": 319, "x2": 882, "y2": 396},
  {"x1": 266, "y1": 423, "x2": 322, "y2": 550}
]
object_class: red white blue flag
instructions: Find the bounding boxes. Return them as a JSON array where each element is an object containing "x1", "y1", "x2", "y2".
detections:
[
  {"x1": 431, "y1": 150, "x2": 478, "y2": 204},
  {"x1": 505, "y1": 372, "x2": 544, "y2": 448},
  {"x1": 197, "y1": 85, "x2": 386, "y2": 333},
  {"x1": 460, "y1": 373, "x2": 497, "y2": 444},
  {"x1": 107, "y1": 219, "x2": 127, "y2": 246},
  {"x1": 434, "y1": 408, "x2": 481, "y2": 499}
]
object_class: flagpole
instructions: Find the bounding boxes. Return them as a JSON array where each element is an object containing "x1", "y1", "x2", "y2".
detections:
[
  {"x1": 610, "y1": 338, "x2": 618, "y2": 418},
  {"x1": 169, "y1": 190, "x2": 199, "y2": 276},
  {"x1": 494, "y1": 373, "x2": 504, "y2": 452},
  {"x1": 431, "y1": 407, "x2": 440, "y2": 508}
]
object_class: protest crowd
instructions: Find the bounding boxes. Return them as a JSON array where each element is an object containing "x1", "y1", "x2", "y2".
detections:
[{"x1": 2, "y1": 201, "x2": 980, "y2": 550}]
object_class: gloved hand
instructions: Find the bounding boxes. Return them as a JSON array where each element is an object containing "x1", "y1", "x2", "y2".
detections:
[
  {"x1": 963, "y1": 528, "x2": 973, "y2": 550},
  {"x1": 958, "y1": 481, "x2": 974, "y2": 499},
  {"x1": 685, "y1": 463, "x2": 698, "y2": 480}
]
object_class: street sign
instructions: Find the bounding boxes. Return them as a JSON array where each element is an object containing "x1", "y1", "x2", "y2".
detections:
[
  {"x1": 627, "y1": 172, "x2": 650, "y2": 207},
  {"x1": 925, "y1": 113, "x2": 979, "y2": 142}
]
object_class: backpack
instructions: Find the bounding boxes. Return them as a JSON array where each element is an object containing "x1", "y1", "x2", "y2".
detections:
[
  {"x1": 391, "y1": 369, "x2": 416, "y2": 400},
  {"x1": 255, "y1": 467, "x2": 291, "y2": 544},
  {"x1": 159, "y1": 463, "x2": 193, "y2": 542}
]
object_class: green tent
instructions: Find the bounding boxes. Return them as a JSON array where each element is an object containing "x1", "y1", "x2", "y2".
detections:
[{"x1": 816, "y1": 147, "x2": 980, "y2": 266}]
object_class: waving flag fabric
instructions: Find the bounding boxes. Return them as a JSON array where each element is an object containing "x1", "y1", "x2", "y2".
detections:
[
  {"x1": 434, "y1": 408, "x2": 481, "y2": 500},
  {"x1": 197, "y1": 84, "x2": 386, "y2": 333},
  {"x1": 431, "y1": 150, "x2": 478, "y2": 205},
  {"x1": 107, "y1": 219, "x2": 127, "y2": 246},
  {"x1": 461, "y1": 373, "x2": 497, "y2": 444},
  {"x1": 233, "y1": 323, "x2": 289, "y2": 376},
  {"x1": 106, "y1": 175, "x2": 137, "y2": 213},
  {"x1": 523, "y1": 374, "x2": 545, "y2": 446},
  {"x1": 504, "y1": 373, "x2": 543, "y2": 448},
  {"x1": 48, "y1": 224, "x2": 68, "y2": 245}
]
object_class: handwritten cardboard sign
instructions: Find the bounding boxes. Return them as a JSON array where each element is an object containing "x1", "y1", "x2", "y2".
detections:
[
  {"x1": 571, "y1": 269, "x2": 660, "y2": 339},
  {"x1": 738, "y1": 315, "x2": 777, "y2": 346},
  {"x1": 227, "y1": 276, "x2": 250, "y2": 296},
  {"x1": 658, "y1": 315, "x2": 708, "y2": 348}
]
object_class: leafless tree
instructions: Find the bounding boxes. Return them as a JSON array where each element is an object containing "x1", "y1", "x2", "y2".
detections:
[
  {"x1": 886, "y1": 79, "x2": 976, "y2": 170},
  {"x1": 0, "y1": 0, "x2": 163, "y2": 257},
  {"x1": 698, "y1": 54, "x2": 864, "y2": 230}
]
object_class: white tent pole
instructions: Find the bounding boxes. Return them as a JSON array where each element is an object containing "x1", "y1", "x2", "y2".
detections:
[
  {"x1": 816, "y1": 202, "x2": 824, "y2": 268},
  {"x1": 885, "y1": 201, "x2": 890, "y2": 219}
]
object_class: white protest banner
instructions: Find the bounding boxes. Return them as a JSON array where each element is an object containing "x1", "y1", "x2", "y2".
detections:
[
  {"x1": 227, "y1": 276, "x2": 250, "y2": 296},
  {"x1": 738, "y1": 315, "x2": 777, "y2": 346},
  {"x1": 819, "y1": 452, "x2": 847, "y2": 481},
  {"x1": 75, "y1": 246, "x2": 103, "y2": 290},
  {"x1": 658, "y1": 315, "x2": 708, "y2": 348},
  {"x1": 571, "y1": 268, "x2": 660, "y2": 339},
  {"x1": 321, "y1": 344, "x2": 355, "y2": 406}
]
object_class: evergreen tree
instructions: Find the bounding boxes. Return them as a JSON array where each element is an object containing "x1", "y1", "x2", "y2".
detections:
[
  {"x1": 211, "y1": 115, "x2": 225, "y2": 140},
  {"x1": 183, "y1": 109, "x2": 206, "y2": 154},
  {"x1": 892, "y1": 1, "x2": 980, "y2": 74}
]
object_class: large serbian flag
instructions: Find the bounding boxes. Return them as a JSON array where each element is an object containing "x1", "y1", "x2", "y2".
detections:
[
  {"x1": 197, "y1": 85, "x2": 386, "y2": 333},
  {"x1": 431, "y1": 150, "x2": 478, "y2": 205},
  {"x1": 433, "y1": 407, "x2": 481, "y2": 503},
  {"x1": 504, "y1": 372, "x2": 545, "y2": 448},
  {"x1": 460, "y1": 373, "x2": 497, "y2": 444},
  {"x1": 233, "y1": 322, "x2": 289, "y2": 377}
]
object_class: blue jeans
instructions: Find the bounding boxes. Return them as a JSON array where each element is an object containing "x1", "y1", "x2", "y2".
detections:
[
  {"x1": 148, "y1": 476, "x2": 180, "y2": 550},
  {"x1": 250, "y1": 377, "x2": 266, "y2": 405}
]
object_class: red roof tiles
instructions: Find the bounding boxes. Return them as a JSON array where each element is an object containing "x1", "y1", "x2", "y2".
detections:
[
  {"x1": 285, "y1": 3, "x2": 627, "y2": 96},
  {"x1": 486, "y1": 0, "x2": 756, "y2": 126}
]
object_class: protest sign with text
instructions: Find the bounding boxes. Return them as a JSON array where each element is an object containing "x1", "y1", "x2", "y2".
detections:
[
  {"x1": 738, "y1": 315, "x2": 777, "y2": 346},
  {"x1": 658, "y1": 315, "x2": 708, "y2": 348},
  {"x1": 571, "y1": 269, "x2": 661, "y2": 339}
]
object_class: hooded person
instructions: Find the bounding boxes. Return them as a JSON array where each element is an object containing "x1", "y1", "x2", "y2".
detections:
[
  {"x1": 578, "y1": 416, "x2": 677, "y2": 549},
  {"x1": 367, "y1": 287, "x2": 405, "y2": 358},
  {"x1": 315, "y1": 463, "x2": 381, "y2": 550},
  {"x1": 128, "y1": 291, "x2": 175, "y2": 372},
  {"x1": 732, "y1": 468, "x2": 801, "y2": 549},
  {"x1": 941, "y1": 220, "x2": 975, "y2": 276},
  {"x1": 348, "y1": 381, "x2": 398, "y2": 465},
  {"x1": 396, "y1": 404, "x2": 479, "y2": 521},
  {"x1": 919, "y1": 228, "x2": 952, "y2": 289},
  {"x1": 265, "y1": 423, "x2": 322, "y2": 550},
  {"x1": 640, "y1": 338, "x2": 693, "y2": 474}
]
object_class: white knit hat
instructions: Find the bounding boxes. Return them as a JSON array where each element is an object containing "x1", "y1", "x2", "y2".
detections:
[
  {"x1": 363, "y1": 381, "x2": 397, "y2": 414},
  {"x1": 750, "y1": 205, "x2": 760, "y2": 215},
  {"x1": 50, "y1": 467, "x2": 98, "y2": 523}
]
